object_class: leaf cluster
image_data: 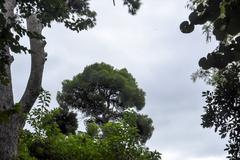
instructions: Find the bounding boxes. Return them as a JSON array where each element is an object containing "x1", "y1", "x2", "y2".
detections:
[
  {"x1": 19, "y1": 106, "x2": 161, "y2": 160},
  {"x1": 27, "y1": 89, "x2": 53, "y2": 136},
  {"x1": 0, "y1": 0, "x2": 96, "y2": 68},
  {"x1": 181, "y1": 0, "x2": 240, "y2": 70},
  {"x1": 201, "y1": 62, "x2": 240, "y2": 159},
  {"x1": 123, "y1": 0, "x2": 141, "y2": 15},
  {"x1": 50, "y1": 108, "x2": 78, "y2": 135},
  {"x1": 57, "y1": 63, "x2": 154, "y2": 143},
  {"x1": 57, "y1": 62, "x2": 145, "y2": 124},
  {"x1": 123, "y1": 111, "x2": 154, "y2": 144}
]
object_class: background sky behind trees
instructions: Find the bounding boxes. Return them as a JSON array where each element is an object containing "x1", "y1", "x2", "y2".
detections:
[{"x1": 11, "y1": 0, "x2": 227, "y2": 160}]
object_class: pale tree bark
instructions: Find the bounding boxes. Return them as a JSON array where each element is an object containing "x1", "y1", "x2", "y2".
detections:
[
  {"x1": 20, "y1": 15, "x2": 46, "y2": 115},
  {"x1": 0, "y1": 1, "x2": 46, "y2": 159}
]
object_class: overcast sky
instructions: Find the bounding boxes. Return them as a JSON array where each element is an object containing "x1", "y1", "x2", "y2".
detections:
[{"x1": 11, "y1": 0, "x2": 228, "y2": 160}]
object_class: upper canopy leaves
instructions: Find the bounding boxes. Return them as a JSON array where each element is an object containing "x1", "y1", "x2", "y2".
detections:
[
  {"x1": 201, "y1": 62, "x2": 240, "y2": 159},
  {"x1": 0, "y1": 0, "x2": 97, "y2": 55},
  {"x1": 57, "y1": 62, "x2": 145, "y2": 124},
  {"x1": 0, "y1": 0, "x2": 141, "y2": 54},
  {"x1": 181, "y1": 0, "x2": 240, "y2": 70},
  {"x1": 123, "y1": 0, "x2": 141, "y2": 15}
]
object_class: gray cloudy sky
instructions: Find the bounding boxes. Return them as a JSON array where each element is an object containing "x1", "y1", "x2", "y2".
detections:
[{"x1": 11, "y1": 0, "x2": 228, "y2": 160}]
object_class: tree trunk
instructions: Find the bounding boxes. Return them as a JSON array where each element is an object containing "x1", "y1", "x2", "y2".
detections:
[
  {"x1": 0, "y1": 45, "x2": 20, "y2": 160},
  {"x1": 0, "y1": 0, "x2": 20, "y2": 159},
  {"x1": 0, "y1": 0, "x2": 15, "y2": 110},
  {"x1": 0, "y1": 115, "x2": 22, "y2": 160},
  {"x1": 0, "y1": 0, "x2": 45, "y2": 158}
]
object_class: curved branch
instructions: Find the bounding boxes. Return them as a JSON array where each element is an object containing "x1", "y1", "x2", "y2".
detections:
[{"x1": 20, "y1": 15, "x2": 46, "y2": 114}]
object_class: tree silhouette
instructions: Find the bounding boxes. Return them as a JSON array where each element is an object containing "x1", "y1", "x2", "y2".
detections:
[
  {"x1": 57, "y1": 62, "x2": 154, "y2": 143},
  {"x1": 180, "y1": 0, "x2": 240, "y2": 69},
  {"x1": 201, "y1": 63, "x2": 240, "y2": 159},
  {"x1": 181, "y1": 1, "x2": 240, "y2": 159}
]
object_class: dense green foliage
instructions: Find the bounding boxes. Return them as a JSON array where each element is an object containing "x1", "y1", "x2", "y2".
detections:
[
  {"x1": 51, "y1": 109, "x2": 78, "y2": 135},
  {"x1": 135, "y1": 113, "x2": 154, "y2": 144},
  {"x1": 57, "y1": 62, "x2": 145, "y2": 119},
  {"x1": 57, "y1": 63, "x2": 153, "y2": 143},
  {"x1": 16, "y1": 64, "x2": 161, "y2": 159},
  {"x1": 182, "y1": 1, "x2": 240, "y2": 159},
  {"x1": 18, "y1": 101, "x2": 161, "y2": 160},
  {"x1": 181, "y1": 0, "x2": 240, "y2": 69},
  {"x1": 199, "y1": 63, "x2": 240, "y2": 160}
]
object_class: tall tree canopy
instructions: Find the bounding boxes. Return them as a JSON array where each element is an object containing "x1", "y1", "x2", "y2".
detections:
[
  {"x1": 57, "y1": 62, "x2": 145, "y2": 123},
  {"x1": 180, "y1": 0, "x2": 240, "y2": 69},
  {"x1": 181, "y1": 0, "x2": 240, "y2": 159},
  {"x1": 0, "y1": 1, "x2": 141, "y2": 159},
  {"x1": 57, "y1": 62, "x2": 154, "y2": 143}
]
